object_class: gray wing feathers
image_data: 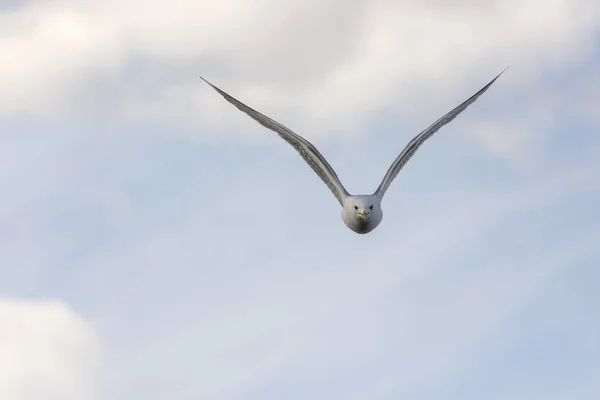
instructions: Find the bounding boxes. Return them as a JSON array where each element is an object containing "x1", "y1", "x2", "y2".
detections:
[
  {"x1": 374, "y1": 68, "x2": 507, "y2": 198},
  {"x1": 200, "y1": 77, "x2": 349, "y2": 205}
]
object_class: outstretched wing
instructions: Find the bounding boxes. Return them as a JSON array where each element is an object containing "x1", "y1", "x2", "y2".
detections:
[
  {"x1": 373, "y1": 67, "x2": 508, "y2": 198},
  {"x1": 200, "y1": 77, "x2": 349, "y2": 205}
]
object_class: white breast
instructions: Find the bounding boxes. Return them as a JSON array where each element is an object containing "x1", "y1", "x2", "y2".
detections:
[{"x1": 341, "y1": 209, "x2": 383, "y2": 234}]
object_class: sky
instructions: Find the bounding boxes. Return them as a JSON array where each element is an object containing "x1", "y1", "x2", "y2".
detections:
[{"x1": 1, "y1": 0, "x2": 599, "y2": 399}]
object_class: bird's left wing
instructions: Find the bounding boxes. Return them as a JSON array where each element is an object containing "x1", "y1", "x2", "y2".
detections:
[
  {"x1": 373, "y1": 67, "x2": 508, "y2": 198},
  {"x1": 200, "y1": 77, "x2": 350, "y2": 205}
]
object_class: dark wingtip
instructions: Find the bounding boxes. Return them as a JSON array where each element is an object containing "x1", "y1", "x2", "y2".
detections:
[
  {"x1": 497, "y1": 65, "x2": 510, "y2": 78},
  {"x1": 199, "y1": 75, "x2": 213, "y2": 86},
  {"x1": 484, "y1": 66, "x2": 509, "y2": 88}
]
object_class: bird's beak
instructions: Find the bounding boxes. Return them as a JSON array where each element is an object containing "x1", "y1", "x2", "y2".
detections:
[{"x1": 358, "y1": 210, "x2": 367, "y2": 220}]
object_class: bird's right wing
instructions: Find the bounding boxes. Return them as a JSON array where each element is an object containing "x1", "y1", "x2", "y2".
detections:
[{"x1": 200, "y1": 77, "x2": 349, "y2": 206}]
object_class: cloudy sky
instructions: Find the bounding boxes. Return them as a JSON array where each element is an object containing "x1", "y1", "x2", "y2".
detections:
[{"x1": 1, "y1": 0, "x2": 600, "y2": 399}]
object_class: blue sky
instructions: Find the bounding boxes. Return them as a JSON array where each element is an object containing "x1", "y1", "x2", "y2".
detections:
[{"x1": 1, "y1": 0, "x2": 600, "y2": 399}]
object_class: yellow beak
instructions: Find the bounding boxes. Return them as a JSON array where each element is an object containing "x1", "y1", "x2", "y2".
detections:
[{"x1": 359, "y1": 210, "x2": 367, "y2": 220}]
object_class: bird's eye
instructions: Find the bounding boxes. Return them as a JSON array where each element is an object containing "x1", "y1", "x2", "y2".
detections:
[
  {"x1": 354, "y1": 205, "x2": 358, "y2": 210},
  {"x1": 369, "y1": 205, "x2": 373, "y2": 210}
]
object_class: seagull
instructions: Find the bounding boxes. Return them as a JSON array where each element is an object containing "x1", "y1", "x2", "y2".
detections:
[{"x1": 200, "y1": 68, "x2": 507, "y2": 234}]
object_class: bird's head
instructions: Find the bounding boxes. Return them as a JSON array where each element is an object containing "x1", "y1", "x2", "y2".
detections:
[{"x1": 343, "y1": 195, "x2": 381, "y2": 224}]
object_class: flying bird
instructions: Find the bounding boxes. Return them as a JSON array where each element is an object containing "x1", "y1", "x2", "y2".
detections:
[{"x1": 200, "y1": 68, "x2": 507, "y2": 234}]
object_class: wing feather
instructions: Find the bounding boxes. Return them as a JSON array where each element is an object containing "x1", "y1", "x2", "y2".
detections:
[
  {"x1": 200, "y1": 77, "x2": 349, "y2": 205},
  {"x1": 374, "y1": 68, "x2": 508, "y2": 198}
]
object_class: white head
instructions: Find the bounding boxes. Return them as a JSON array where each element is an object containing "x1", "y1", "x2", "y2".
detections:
[{"x1": 341, "y1": 195, "x2": 383, "y2": 234}]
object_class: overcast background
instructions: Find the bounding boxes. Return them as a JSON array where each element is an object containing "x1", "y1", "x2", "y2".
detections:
[{"x1": 1, "y1": 0, "x2": 599, "y2": 399}]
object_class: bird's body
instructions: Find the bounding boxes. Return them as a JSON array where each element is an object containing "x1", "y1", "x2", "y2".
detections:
[{"x1": 201, "y1": 68, "x2": 507, "y2": 234}]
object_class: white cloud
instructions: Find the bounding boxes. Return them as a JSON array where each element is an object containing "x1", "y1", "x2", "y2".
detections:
[
  {"x1": 0, "y1": 298, "x2": 106, "y2": 400},
  {"x1": 1, "y1": 0, "x2": 599, "y2": 135}
]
